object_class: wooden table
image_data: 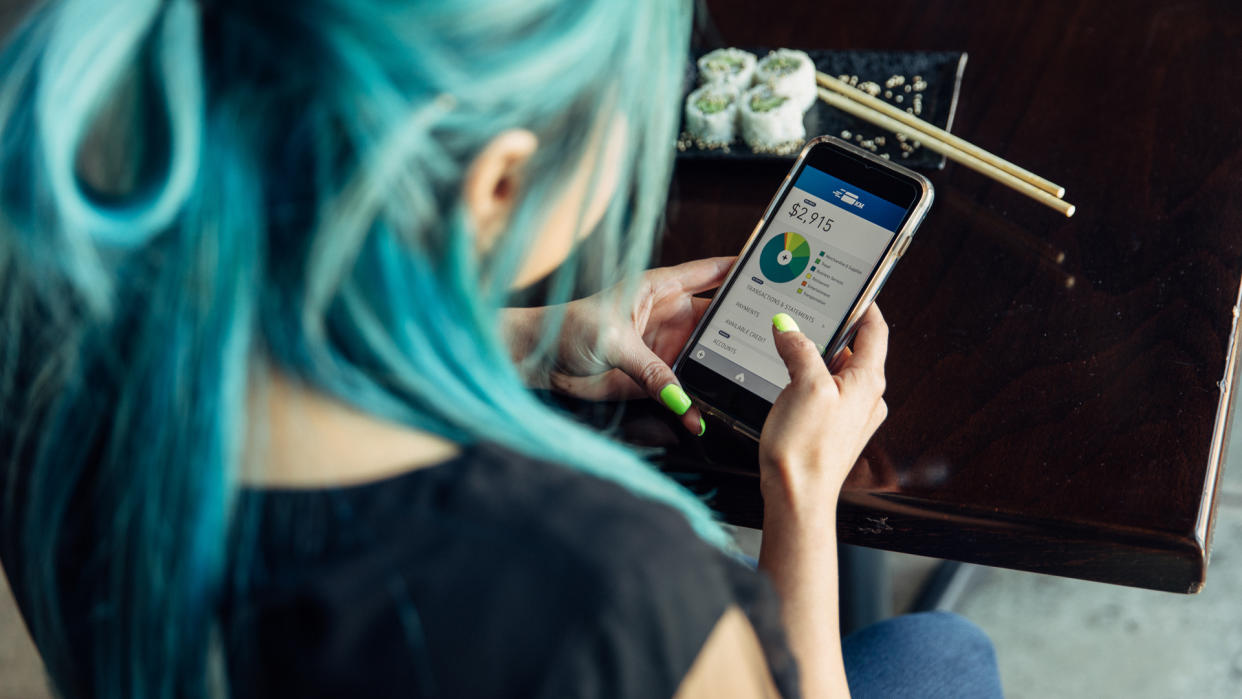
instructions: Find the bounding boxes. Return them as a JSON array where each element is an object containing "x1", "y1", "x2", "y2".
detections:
[{"x1": 650, "y1": 0, "x2": 1242, "y2": 593}]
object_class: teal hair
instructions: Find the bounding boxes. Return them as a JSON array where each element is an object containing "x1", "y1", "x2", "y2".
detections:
[{"x1": 0, "y1": 0, "x2": 728, "y2": 696}]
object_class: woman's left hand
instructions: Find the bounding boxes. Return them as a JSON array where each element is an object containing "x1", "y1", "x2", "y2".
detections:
[{"x1": 504, "y1": 257, "x2": 735, "y2": 435}]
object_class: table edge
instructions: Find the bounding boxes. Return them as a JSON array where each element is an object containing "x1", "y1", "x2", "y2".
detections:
[{"x1": 1196, "y1": 273, "x2": 1242, "y2": 572}]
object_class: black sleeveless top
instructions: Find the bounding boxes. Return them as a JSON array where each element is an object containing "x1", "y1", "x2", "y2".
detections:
[{"x1": 220, "y1": 442, "x2": 801, "y2": 698}]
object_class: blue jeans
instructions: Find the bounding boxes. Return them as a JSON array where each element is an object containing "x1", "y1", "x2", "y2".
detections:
[{"x1": 843, "y1": 611, "x2": 1004, "y2": 698}]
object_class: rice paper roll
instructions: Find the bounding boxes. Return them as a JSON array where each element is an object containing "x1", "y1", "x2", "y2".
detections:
[
  {"x1": 739, "y1": 85, "x2": 805, "y2": 154},
  {"x1": 754, "y1": 49, "x2": 817, "y2": 113},
  {"x1": 684, "y1": 83, "x2": 740, "y2": 147},
  {"x1": 696, "y1": 48, "x2": 757, "y2": 92}
]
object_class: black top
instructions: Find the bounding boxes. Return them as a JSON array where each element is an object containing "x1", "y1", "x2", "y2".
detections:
[{"x1": 221, "y1": 442, "x2": 800, "y2": 698}]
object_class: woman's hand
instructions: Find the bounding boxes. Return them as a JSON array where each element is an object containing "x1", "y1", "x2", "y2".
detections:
[
  {"x1": 759, "y1": 304, "x2": 889, "y2": 524},
  {"x1": 756, "y1": 304, "x2": 889, "y2": 699},
  {"x1": 503, "y1": 257, "x2": 735, "y2": 435}
]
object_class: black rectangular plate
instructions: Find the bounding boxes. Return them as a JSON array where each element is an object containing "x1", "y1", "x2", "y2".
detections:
[{"x1": 678, "y1": 49, "x2": 967, "y2": 169}]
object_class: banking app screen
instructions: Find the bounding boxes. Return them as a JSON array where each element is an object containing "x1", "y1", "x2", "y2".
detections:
[{"x1": 689, "y1": 165, "x2": 907, "y2": 402}]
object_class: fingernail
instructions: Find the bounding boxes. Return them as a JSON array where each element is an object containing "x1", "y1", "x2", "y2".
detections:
[
  {"x1": 697, "y1": 416, "x2": 706, "y2": 436},
  {"x1": 773, "y1": 313, "x2": 799, "y2": 333},
  {"x1": 659, "y1": 383, "x2": 692, "y2": 416}
]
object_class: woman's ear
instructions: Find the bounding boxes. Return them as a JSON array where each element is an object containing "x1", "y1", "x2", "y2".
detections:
[{"x1": 463, "y1": 129, "x2": 538, "y2": 252}]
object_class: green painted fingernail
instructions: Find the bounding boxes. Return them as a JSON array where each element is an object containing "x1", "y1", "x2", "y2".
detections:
[
  {"x1": 697, "y1": 417, "x2": 706, "y2": 436},
  {"x1": 773, "y1": 313, "x2": 799, "y2": 333},
  {"x1": 659, "y1": 383, "x2": 692, "y2": 416}
]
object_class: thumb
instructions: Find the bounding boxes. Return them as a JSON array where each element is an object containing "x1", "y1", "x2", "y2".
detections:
[
  {"x1": 771, "y1": 313, "x2": 829, "y2": 387},
  {"x1": 610, "y1": 335, "x2": 706, "y2": 436}
]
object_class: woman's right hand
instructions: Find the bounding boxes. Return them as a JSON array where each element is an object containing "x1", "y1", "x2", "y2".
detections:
[
  {"x1": 756, "y1": 304, "x2": 888, "y2": 699},
  {"x1": 758, "y1": 304, "x2": 890, "y2": 533}
]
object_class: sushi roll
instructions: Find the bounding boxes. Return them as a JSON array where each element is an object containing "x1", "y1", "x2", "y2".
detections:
[
  {"x1": 684, "y1": 83, "x2": 740, "y2": 147},
  {"x1": 754, "y1": 49, "x2": 817, "y2": 113},
  {"x1": 739, "y1": 84, "x2": 805, "y2": 154},
  {"x1": 696, "y1": 48, "x2": 756, "y2": 92}
]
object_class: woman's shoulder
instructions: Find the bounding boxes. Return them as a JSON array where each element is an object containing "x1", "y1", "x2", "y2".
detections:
[
  {"x1": 451, "y1": 442, "x2": 723, "y2": 569},
  {"x1": 427, "y1": 442, "x2": 750, "y2": 675},
  {"x1": 224, "y1": 441, "x2": 752, "y2": 698}
]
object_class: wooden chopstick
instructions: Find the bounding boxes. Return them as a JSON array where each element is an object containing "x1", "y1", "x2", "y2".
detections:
[
  {"x1": 816, "y1": 86, "x2": 1075, "y2": 218},
  {"x1": 816, "y1": 71, "x2": 1066, "y2": 199}
]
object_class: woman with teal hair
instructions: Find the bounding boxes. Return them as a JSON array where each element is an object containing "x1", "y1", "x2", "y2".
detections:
[{"x1": 0, "y1": 0, "x2": 1003, "y2": 696}]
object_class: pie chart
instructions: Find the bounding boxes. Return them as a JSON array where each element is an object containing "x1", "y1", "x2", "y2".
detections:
[{"x1": 759, "y1": 232, "x2": 811, "y2": 283}]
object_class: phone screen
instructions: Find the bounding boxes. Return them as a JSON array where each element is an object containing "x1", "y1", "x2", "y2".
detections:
[{"x1": 683, "y1": 161, "x2": 913, "y2": 405}]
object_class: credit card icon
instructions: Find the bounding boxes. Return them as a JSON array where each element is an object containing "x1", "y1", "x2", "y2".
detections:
[{"x1": 832, "y1": 189, "x2": 864, "y2": 209}]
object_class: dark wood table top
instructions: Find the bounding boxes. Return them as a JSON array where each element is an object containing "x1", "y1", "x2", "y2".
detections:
[{"x1": 651, "y1": 0, "x2": 1242, "y2": 593}]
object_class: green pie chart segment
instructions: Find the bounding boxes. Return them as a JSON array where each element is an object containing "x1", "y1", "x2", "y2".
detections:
[{"x1": 759, "y1": 232, "x2": 811, "y2": 283}]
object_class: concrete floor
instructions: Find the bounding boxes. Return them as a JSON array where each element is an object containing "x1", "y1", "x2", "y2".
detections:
[
  {"x1": 0, "y1": 568, "x2": 47, "y2": 698},
  {"x1": 953, "y1": 509, "x2": 1242, "y2": 698},
  {"x1": 949, "y1": 433, "x2": 1242, "y2": 698},
  {"x1": 2, "y1": 438, "x2": 1240, "y2": 697}
]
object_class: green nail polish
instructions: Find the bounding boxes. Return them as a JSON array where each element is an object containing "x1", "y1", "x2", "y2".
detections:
[
  {"x1": 697, "y1": 417, "x2": 706, "y2": 436},
  {"x1": 773, "y1": 312, "x2": 799, "y2": 333},
  {"x1": 659, "y1": 383, "x2": 692, "y2": 416}
]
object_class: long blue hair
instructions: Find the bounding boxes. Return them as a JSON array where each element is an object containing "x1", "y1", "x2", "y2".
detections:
[{"x1": 0, "y1": 0, "x2": 729, "y2": 696}]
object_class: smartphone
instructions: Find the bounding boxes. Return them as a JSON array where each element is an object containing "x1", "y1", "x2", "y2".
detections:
[{"x1": 672, "y1": 135, "x2": 933, "y2": 440}]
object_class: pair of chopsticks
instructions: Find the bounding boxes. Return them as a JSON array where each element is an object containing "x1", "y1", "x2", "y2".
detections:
[{"x1": 815, "y1": 72, "x2": 1075, "y2": 217}]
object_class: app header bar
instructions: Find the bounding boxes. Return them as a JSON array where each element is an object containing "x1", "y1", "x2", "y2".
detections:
[{"x1": 793, "y1": 166, "x2": 908, "y2": 231}]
